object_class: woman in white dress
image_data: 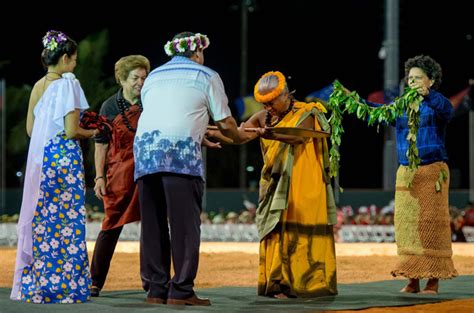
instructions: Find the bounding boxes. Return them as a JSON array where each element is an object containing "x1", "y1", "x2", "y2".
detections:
[{"x1": 11, "y1": 30, "x2": 99, "y2": 304}]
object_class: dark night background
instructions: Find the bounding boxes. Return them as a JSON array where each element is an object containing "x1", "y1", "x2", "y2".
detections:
[{"x1": 1, "y1": 0, "x2": 472, "y2": 189}]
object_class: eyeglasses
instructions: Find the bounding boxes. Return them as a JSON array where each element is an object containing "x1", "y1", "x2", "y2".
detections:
[{"x1": 262, "y1": 93, "x2": 287, "y2": 107}]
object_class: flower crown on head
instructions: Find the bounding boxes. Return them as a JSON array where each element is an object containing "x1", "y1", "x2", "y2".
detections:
[
  {"x1": 254, "y1": 71, "x2": 287, "y2": 103},
  {"x1": 164, "y1": 33, "x2": 210, "y2": 57},
  {"x1": 42, "y1": 30, "x2": 68, "y2": 51}
]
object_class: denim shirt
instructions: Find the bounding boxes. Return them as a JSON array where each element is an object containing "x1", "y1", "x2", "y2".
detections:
[{"x1": 367, "y1": 90, "x2": 453, "y2": 165}]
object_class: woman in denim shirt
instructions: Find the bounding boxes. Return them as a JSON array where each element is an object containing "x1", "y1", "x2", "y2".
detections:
[{"x1": 386, "y1": 55, "x2": 457, "y2": 294}]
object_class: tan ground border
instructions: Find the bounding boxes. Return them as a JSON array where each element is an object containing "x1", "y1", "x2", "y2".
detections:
[
  {"x1": 89, "y1": 241, "x2": 474, "y2": 256},
  {"x1": 1, "y1": 243, "x2": 473, "y2": 312}
]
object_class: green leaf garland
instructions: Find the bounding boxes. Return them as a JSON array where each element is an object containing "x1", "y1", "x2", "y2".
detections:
[{"x1": 327, "y1": 80, "x2": 423, "y2": 187}]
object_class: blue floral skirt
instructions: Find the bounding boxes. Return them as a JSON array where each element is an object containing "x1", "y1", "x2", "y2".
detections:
[{"x1": 20, "y1": 132, "x2": 91, "y2": 303}]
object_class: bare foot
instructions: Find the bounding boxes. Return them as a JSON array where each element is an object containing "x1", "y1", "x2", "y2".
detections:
[
  {"x1": 399, "y1": 279, "x2": 420, "y2": 293},
  {"x1": 418, "y1": 289, "x2": 438, "y2": 295},
  {"x1": 420, "y1": 278, "x2": 438, "y2": 295},
  {"x1": 400, "y1": 285, "x2": 420, "y2": 293},
  {"x1": 273, "y1": 293, "x2": 288, "y2": 299}
]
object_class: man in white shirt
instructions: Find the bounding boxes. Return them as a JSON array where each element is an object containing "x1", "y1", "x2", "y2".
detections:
[{"x1": 134, "y1": 32, "x2": 248, "y2": 306}]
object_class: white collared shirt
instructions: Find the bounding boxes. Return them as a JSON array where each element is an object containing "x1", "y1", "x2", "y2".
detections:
[{"x1": 134, "y1": 56, "x2": 231, "y2": 180}]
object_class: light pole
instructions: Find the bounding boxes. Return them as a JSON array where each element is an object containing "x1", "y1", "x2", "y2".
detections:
[
  {"x1": 0, "y1": 79, "x2": 5, "y2": 214},
  {"x1": 239, "y1": 0, "x2": 252, "y2": 189},
  {"x1": 382, "y1": 0, "x2": 399, "y2": 191},
  {"x1": 470, "y1": 110, "x2": 474, "y2": 202}
]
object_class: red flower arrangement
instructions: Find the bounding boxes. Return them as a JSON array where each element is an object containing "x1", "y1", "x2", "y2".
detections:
[{"x1": 80, "y1": 111, "x2": 113, "y2": 140}]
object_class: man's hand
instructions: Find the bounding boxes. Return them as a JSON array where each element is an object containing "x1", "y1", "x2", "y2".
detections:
[
  {"x1": 205, "y1": 126, "x2": 234, "y2": 144},
  {"x1": 202, "y1": 137, "x2": 222, "y2": 149}
]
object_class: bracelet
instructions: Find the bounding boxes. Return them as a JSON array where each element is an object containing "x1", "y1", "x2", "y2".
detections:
[{"x1": 94, "y1": 176, "x2": 104, "y2": 183}]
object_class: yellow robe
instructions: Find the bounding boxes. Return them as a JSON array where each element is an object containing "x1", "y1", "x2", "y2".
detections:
[{"x1": 257, "y1": 102, "x2": 337, "y2": 297}]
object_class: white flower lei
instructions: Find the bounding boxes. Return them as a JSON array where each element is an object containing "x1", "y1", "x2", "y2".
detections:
[{"x1": 163, "y1": 33, "x2": 210, "y2": 57}]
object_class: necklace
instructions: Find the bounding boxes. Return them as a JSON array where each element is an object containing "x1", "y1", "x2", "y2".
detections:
[
  {"x1": 116, "y1": 94, "x2": 142, "y2": 133},
  {"x1": 42, "y1": 71, "x2": 62, "y2": 91},
  {"x1": 45, "y1": 71, "x2": 62, "y2": 80},
  {"x1": 265, "y1": 101, "x2": 294, "y2": 127}
]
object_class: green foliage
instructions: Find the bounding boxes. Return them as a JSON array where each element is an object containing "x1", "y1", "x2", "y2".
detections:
[
  {"x1": 0, "y1": 213, "x2": 19, "y2": 223},
  {"x1": 73, "y1": 29, "x2": 117, "y2": 185},
  {"x1": 75, "y1": 29, "x2": 117, "y2": 111},
  {"x1": 5, "y1": 85, "x2": 32, "y2": 185},
  {"x1": 85, "y1": 203, "x2": 105, "y2": 222},
  {"x1": 435, "y1": 168, "x2": 448, "y2": 193},
  {"x1": 6, "y1": 85, "x2": 31, "y2": 152},
  {"x1": 0, "y1": 203, "x2": 105, "y2": 222},
  {"x1": 327, "y1": 80, "x2": 423, "y2": 187}
]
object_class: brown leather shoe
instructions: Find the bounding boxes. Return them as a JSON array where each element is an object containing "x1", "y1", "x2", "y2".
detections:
[
  {"x1": 145, "y1": 297, "x2": 166, "y2": 304},
  {"x1": 90, "y1": 286, "x2": 100, "y2": 297},
  {"x1": 167, "y1": 295, "x2": 211, "y2": 306}
]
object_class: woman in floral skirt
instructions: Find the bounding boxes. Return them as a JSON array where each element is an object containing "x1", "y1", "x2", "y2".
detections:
[{"x1": 11, "y1": 30, "x2": 99, "y2": 304}]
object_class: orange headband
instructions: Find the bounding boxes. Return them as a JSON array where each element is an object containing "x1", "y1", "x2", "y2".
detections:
[{"x1": 254, "y1": 71, "x2": 286, "y2": 103}]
